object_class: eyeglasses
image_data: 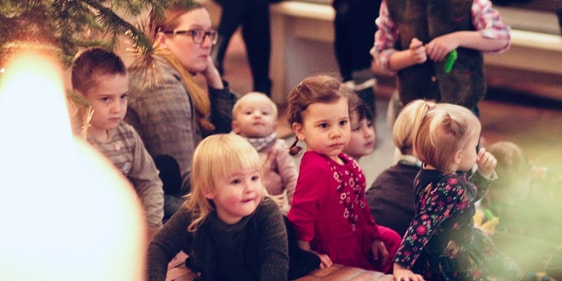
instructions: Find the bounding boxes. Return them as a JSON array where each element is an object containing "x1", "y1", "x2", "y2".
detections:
[{"x1": 161, "y1": 29, "x2": 218, "y2": 45}]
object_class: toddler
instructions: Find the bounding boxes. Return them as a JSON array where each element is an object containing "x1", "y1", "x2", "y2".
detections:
[
  {"x1": 392, "y1": 102, "x2": 522, "y2": 281},
  {"x1": 342, "y1": 92, "x2": 376, "y2": 161},
  {"x1": 367, "y1": 99, "x2": 434, "y2": 236},
  {"x1": 231, "y1": 91, "x2": 298, "y2": 211},
  {"x1": 70, "y1": 47, "x2": 164, "y2": 241},
  {"x1": 287, "y1": 74, "x2": 401, "y2": 273},
  {"x1": 147, "y1": 133, "x2": 288, "y2": 281}
]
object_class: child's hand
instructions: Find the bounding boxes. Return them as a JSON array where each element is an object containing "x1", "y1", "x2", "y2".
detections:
[
  {"x1": 371, "y1": 239, "x2": 389, "y2": 268},
  {"x1": 426, "y1": 34, "x2": 458, "y2": 62},
  {"x1": 394, "y1": 263, "x2": 425, "y2": 281},
  {"x1": 298, "y1": 240, "x2": 333, "y2": 269},
  {"x1": 409, "y1": 38, "x2": 427, "y2": 64},
  {"x1": 313, "y1": 251, "x2": 333, "y2": 269},
  {"x1": 476, "y1": 147, "x2": 497, "y2": 179}
]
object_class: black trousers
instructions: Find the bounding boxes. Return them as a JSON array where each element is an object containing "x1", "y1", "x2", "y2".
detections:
[
  {"x1": 215, "y1": 0, "x2": 272, "y2": 94},
  {"x1": 333, "y1": 0, "x2": 381, "y2": 82}
]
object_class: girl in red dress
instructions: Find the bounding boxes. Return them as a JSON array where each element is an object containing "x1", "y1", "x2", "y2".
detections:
[{"x1": 286, "y1": 74, "x2": 401, "y2": 273}]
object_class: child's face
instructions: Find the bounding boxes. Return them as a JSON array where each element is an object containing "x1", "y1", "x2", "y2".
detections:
[
  {"x1": 343, "y1": 111, "x2": 375, "y2": 160},
  {"x1": 232, "y1": 95, "x2": 277, "y2": 138},
  {"x1": 205, "y1": 167, "x2": 263, "y2": 224},
  {"x1": 293, "y1": 98, "x2": 350, "y2": 162},
  {"x1": 83, "y1": 73, "x2": 129, "y2": 136}
]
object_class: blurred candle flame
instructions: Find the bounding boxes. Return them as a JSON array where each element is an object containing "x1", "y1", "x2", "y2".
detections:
[{"x1": 0, "y1": 51, "x2": 145, "y2": 280}]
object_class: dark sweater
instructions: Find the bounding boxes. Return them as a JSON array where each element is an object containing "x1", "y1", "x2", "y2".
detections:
[
  {"x1": 367, "y1": 162, "x2": 419, "y2": 236},
  {"x1": 147, "y1": 197, "x2": 288, "y2": 281}
]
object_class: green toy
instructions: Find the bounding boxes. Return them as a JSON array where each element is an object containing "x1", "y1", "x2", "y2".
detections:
[{"x1": 444, "y1": 49, "x2": 458, "y2": 73}]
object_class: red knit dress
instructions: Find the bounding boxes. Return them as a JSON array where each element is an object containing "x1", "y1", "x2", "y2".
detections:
[{"x1": 288, "y1": 151, "x2": 401, "y2": 272}]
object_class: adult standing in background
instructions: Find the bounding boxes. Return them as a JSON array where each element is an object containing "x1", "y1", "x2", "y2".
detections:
[
  {"x1": 126, "y1": 2, "x2": 237, "y2": 220},
  {"x1": 211, "y1": 0, "x2": 276, "y2": 96},
  {"x1": 332, "y1": 0, "x2": 381, "y2": 117}
]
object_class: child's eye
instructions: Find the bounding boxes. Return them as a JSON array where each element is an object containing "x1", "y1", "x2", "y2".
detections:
[
  {"x1": 251, "y1": 175, "x2": 260, "y2": 181},
  {"x1": 120, "y1": 93, "x2": 128, "y2": 100},
  {"x1": 101, "y1": 97, "x2": 111, "y2": 102},
  {"x1": 230, "y1": 178, "x2": 241, "y2": 185},
  {"x1": 319, "y1": 123, "x2": 329, "y2": 129},
  {"x1": 339, "y1": 120, "x2": 348, "y2": 126},
  {"x1": 352, "y1": 125, "x2": 361, "y2": 132}
]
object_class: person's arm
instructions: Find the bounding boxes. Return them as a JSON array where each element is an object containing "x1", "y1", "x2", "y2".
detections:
[
  {"x1": 424, "y1": 0, "x2": 510, "y2": 61},
  {"x1": 147, "y1": 207, "x2": 193, "y2": 281},
  {"x1": 471, "y1": 148, "x2": 498, "y2": 200},
  {"x1": 287, "y1": 159, "x2": 326, "y2": 243},
  {"x1": 126, "y1": 126, "x2": 165, "y2": 231},
  {"x1": 127, "y1": 65, "x2": 196, "y2": 195},
  {"x1": 273, "y1": 141, "x2": 298, "y2": 204},
  {"x1": 371, "y1": 0, "x2": 400, "y2": 71},
  {"x1": 257, "y1": 198, "x2": 289, "y2": 280},
  {"x1": 393, "y1": 176, "x2": 465, "y2": 269}
]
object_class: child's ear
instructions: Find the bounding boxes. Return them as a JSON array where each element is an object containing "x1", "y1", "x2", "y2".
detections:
[
  {"x1": 232, "y1": 120, "x2": 241, "y2": 134},
  {"x1": 74, "y1": 89, "x2": 86, "y2": 98},
  {"x1": 203, "y1": 190, "x2": 215, "y2": 200},
  {"x1": 453, "y1": 149, "x2": 463, "y2": 164},
  {"x1": 291, "y1": 122, "x2": 303, "y2": 140}
]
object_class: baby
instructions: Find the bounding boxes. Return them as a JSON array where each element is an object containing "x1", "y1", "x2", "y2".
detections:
[{"x1": 232, "y1": 92, "x2": 298, "y2": 212}]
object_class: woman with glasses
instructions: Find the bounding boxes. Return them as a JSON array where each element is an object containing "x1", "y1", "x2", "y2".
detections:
[{"x1": 126, "y1": 2, "x2": 237, "y2": 221}]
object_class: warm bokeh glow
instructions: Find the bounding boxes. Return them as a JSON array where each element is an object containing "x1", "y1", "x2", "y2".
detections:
[{"x1": 0, "y1": 51, "x2": 145, "y2": 280}]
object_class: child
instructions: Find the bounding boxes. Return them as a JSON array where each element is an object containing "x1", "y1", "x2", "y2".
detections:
[
  {"x1": 367, "y1": 99, "x2": 434, "y2": 237},
  {"x1": 287, "y1": 73, "x2": 401, "y2": 273},
  {"x1": 480, "y1": 141, "x2": 562, "y2": 274},
  {"x1": 371, "y1": 0, "x2": 510, "y2": 115},
  {"x1": 342, "y1": 92, "x2": 376, "y2": 161},
  {"x1": 485, "y1": 141, "x2": 562, "y2": 242},
  {"x1": 70, "y1": 47, "x2": 164, "y2": 241},
  {"x1": 231, "y1": 91, "x2": 298, "y2": 212},
  {"x1": 147, "y1": 133, "x2": 289, "y2": 281},
  {"x1": 392, "y1": 102, "x2": 522, "y2": 281}
]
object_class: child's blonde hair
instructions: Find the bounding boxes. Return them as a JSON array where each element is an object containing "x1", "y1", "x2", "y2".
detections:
[
  {"x1": 393, "y1": 99, "x2": 436, "y2": 155},
  {"x1": 186, "y1": 133, "x2": 263, "y2": 231},
  {"x1": 232, "y1": 91, "x2": 278, "y2": 119},
  {"x1": 287, "y1": 73, "x2": 352, "y2": 155},
  {"x1": 412, "y1": 103, "x2": 480, "y2": 172}
]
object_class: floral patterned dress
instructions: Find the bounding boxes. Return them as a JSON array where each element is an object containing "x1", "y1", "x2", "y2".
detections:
[
  {"x1": 394, "y1": 168, "x2": 523, "y2": 280},
  {"x1": 288, "y1": 151, "x2": 401, "y2": 272}
]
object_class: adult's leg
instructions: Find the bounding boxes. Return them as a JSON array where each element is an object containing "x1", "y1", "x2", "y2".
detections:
[
  {"x1": 241, "y1": 0, "x2": 272, "y2": 95},
  {"x1": 349, "y1": 0, "x2": 381, "y2": 116},
  {"x1": 153, "y1": 155, "x2": 183, "y2": 221},
  {"x1": 333, "y1": 0, "x2": 354, "y2": 82},
  {"x1": 211, "y1": 0, "x2": 251, "y2": 74}
]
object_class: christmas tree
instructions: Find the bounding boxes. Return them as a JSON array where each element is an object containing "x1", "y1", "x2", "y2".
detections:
[{"x1": 0, "y1": 0, "x2": 196, "y2": 67}]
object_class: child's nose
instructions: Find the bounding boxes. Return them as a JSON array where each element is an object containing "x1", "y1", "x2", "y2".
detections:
[
  {"x1": 111, "y1": 100, "x2": 124, "y2": 113},
  {"x1": 330, "y1": 127, "x2": 342, "y2": 138}
]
